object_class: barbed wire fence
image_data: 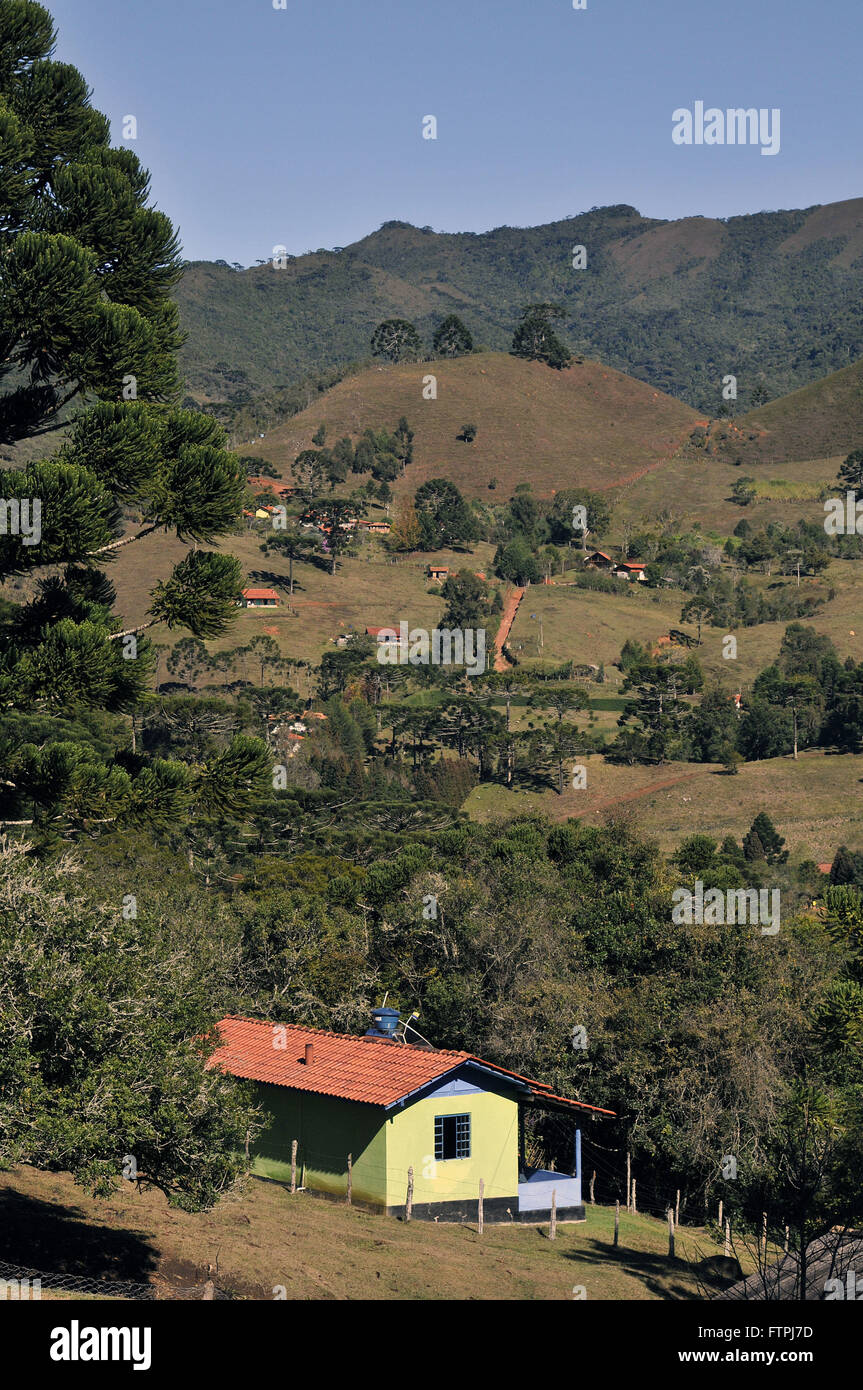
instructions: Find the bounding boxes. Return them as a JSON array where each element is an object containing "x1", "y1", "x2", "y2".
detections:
[{"x1": 0, "y1": 1257, "x2": 236, "y2": 1301}]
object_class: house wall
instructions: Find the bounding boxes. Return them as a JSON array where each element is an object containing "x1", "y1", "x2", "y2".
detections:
[
  {"x1": 384, "y1": 1088, "x2": 519, "y2": 1210},
  {"x1": 248, "y1": 1074, "x2": 520, "y2": 1217},
  {"x1": 250, "y1": 1084, "x2": 388, "y2": 1206}
]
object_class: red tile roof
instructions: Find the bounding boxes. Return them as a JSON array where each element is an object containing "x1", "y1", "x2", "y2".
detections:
[
  {"x1": 243, "y1": 588, "x2": 280, "y2": 601},
  {"x1": 209, "y1": 1016, "x2": 614, "y2": 1114}
]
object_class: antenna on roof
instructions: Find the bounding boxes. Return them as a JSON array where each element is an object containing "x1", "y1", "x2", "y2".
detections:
[{"x1": 399, "y1": 1011, "x2": 434, "y2": 1049}]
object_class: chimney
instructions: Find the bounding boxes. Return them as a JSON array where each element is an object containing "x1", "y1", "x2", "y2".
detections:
[{"x1": 304, "y1": 1042, "x2": 314, "y2": 1065}]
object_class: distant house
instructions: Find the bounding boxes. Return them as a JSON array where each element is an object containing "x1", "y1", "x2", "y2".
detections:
[
  {"x1": 586, "y1": 550, "x2": 614, "y2": 569},
  {"x1": 362, "y1": 520, "x2": 391, "y2": 535},
  {"x1": 615, "y1": 561, "x2": 648, "y2": 582},
  {"x1": 241, "y1": 588, "x2": 280, "y2": 608},
  {"x1": 366, "y1": 625, "x2": 402, "y2": 645},
  {"x1": 210, "y1": 1009, "x2": 614, "y2": 1223},
  {"x1": 426, "y1": 565, "x2": 449, "y2": 582}
]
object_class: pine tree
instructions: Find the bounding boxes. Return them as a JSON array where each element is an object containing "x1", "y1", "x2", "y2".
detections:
[
  {"x1": 742, "y1": 827, "x2": 766, "y2": 862},
  {"x1": 830, "y1": 845, "x2": 863, "y2": 886},
  {"x1": 0, "y1": 2, "x2": 267, "y2": 834},
  {"x1": 393, "y1": 416, "x2": 414, "y2": 471},
  {"x1": 748, "y1": 811, "x2": 788, "y2": 864}
]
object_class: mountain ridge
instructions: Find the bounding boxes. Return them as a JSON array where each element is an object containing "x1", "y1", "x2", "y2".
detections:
[{"x1": 175, "y1": 198, "x2": 863, "y2": 412}]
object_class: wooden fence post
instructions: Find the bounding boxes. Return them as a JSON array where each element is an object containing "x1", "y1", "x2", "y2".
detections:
[
  {"x1": 549, "y1": 1189, "x2": 557, "y2": 1241},
  {"x1": 406, "y1": 1166, "x2": 414, "y2": 1222},
  {"x1": 675, "y1": 1189, "x2": 680, "y2": 1227},
  {"x1": 346, "y1": 1153, "x2": 352, "y2": 1205},
  {"x1": 724, "y1": 1219, "x2": 731, "y2": 1258},
  {"x1": 761, "y1": 1212, "x2": 767, "y2": 1263},
  {"x1": 784, "y1": 1225, "x2": 790, "y2": 1255},
  {"x1": 202, "y1": 1280, "x2": 215, "y2": 1301},
  {"x1": 478, "y1": 1178, "x2": 484, "y2": 1236},
  {"x1": 631, "y1": 1179, "x2": 636, "y2": 1215},
  {"x1": 614, "y1": 1199, "x2": 620, "y2": 1249},
  {"x1": 626, "y1": 1152, "x2": 631, "y2": 1212},
  {"x1": 589, "y1": 1171, "x2": 596, "y2": 1204},
  {"x1": 290, "y1": 1139, "x2": 297, "y2": 1195},
  {"x1": 668, "y1": 1208, "x2": 675, "y2": 1258},
  {"x1": 718, "y1": 1198, "x2": 723, "y2": 1231}
]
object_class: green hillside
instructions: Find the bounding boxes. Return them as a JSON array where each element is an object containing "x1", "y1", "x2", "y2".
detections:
[{"x1": 175, "y1": 199, "x2": 863, "y2": 413}]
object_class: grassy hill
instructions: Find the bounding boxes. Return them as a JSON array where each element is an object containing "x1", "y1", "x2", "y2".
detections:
[
  {"x1": 90, "y1": 347, "x2": 858, "y2": 688},
  {"x1": 175, "y1": 198, "x2": 863, "y2": 411},
  {"x1": 28, "y1": 341, "x2": 857, "y2": 873},
  {"x1": 716, "y1": 357, "x2": 863, "y2": 465},
  {"x1": 466, "y1": 751, "x2": 863, "y2": 862},
  {"x1": 0, "y1": 1164, "x2": 731, "y2": 1301},
  {"x1": 250, "y1": 351, "x2": 700, "y2": 500}
]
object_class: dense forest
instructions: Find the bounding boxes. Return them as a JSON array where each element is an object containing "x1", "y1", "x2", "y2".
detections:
[{"x1": 174, "y1": 201, "x2": 863, "y2": 420}]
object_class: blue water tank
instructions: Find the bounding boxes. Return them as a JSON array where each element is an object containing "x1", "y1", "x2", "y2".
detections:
[{"x1": 366, "y1": 1006, "x2": 400, "y2": 1040}]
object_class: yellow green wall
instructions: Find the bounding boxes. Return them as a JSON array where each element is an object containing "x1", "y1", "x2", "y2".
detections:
[
  {"x1": 384, "y1": 1090, "x2": 519, "y2": 1208},
  {"x1": 249, "y1": 1080, "x2": 520, "y2": 1212},
  {"x1": 250, "y1": 1083, "x2": 388, "y2": 1205}
]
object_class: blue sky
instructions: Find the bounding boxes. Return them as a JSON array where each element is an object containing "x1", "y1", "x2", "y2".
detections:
[{"x1": 48, "y1": 0, "x2": 862, "y2": 263}]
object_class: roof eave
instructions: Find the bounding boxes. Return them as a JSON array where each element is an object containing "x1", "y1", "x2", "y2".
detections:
[{"x1": 383, "y1": 1059, "x2": 534, "y2": 1112}]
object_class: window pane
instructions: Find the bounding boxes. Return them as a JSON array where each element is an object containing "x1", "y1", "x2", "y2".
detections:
[{"x1": 434, "y1": 1113, "x2": 471, "y2": 1160}]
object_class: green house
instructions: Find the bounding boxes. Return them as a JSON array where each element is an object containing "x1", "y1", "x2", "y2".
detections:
[{"x1": 211, "y1": 1012, "x2": 614, "y2": 1223}]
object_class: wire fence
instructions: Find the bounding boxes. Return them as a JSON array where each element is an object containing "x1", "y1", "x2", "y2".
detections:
[{"x1": 0, "y1": 1258, "x2": 236, "y2": 1301}]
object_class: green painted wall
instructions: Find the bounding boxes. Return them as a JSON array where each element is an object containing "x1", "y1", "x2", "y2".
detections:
[
  {"x1": 385, "y1": 1090, "x2": 519, "y2": 1208},
  {"x1": 250, "y1": 1081, "x2": 520, "y2": 1212},
  {"x1": 251, "y1": 1084, "x2": 388, "y2": 1205}
]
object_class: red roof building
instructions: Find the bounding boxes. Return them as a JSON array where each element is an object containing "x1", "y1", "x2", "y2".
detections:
[
  {"x1": 209, "y1": 1014, "x2": 613, "y2": 1224},
  {"x1": 241, "y1": 588, "x2": 280, "y2": 607},
  {"x1": 210, "y1": 1016, "x2": 612, "y2": 1114}
]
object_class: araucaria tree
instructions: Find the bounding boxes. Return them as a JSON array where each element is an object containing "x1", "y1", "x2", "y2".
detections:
[
  {"x1": 413, "y1": 478, "x2": 479, "y2": 550},
  {"x1": 370, "y1": 318, "x2": 423, "y2": 363},
  {"x1": 432, "y1": 314, "x2": 473, "y2": 358},
  {"x1": 511, "y1": 304, "x2": 572, "y2": 369},
  {"x1": 0, "y1": 1, "x2": 269, "y2": 832}
]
